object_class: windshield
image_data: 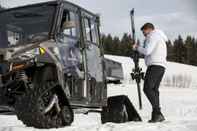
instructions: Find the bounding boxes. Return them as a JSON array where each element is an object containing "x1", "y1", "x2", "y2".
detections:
[{"x1": 0, "y1": 3, "x2": 56, "y2": 48}]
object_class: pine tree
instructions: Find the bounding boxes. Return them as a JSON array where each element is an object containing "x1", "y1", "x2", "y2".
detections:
[
  {"x1": 173, "y1": 35, "x2": 186, "y2": 63},
  {"x1": 112, "y1": 36, "x2": 121, "y2": 55},
  {"x1": 120, "y1": 33, "x2": 133, "y2": 56},
  {"x1": 102, "y1": 34, "x2": 113, "y2": 54},
  {"x1": 166, "y1": 40, "x2": 174, "y2": 61},
  {"x1": 191, "y1": 37, "x2": 196, "y2": 65},
  {"x1": 102, "y1": 33, "x2": 197, "y2": 66},
  {"x1": 185, "y1": 36, "x2": 193, "y2": 64},
  {"x1": 195, "y1": 38, "x2": 197, "y2": 66}
]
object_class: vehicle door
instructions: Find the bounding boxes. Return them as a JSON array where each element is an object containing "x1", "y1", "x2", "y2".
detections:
[
  {"x1": 56, "y1": 6, "x2": 86, "y2": 104},
  {"x1": 81, "y1": 12, "x2": 107, "y2": 106}
]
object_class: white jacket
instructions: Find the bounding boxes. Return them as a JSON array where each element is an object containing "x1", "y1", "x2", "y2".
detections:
[{"x1": 137, "y1": 29, "x2": 168, "y2": 68}]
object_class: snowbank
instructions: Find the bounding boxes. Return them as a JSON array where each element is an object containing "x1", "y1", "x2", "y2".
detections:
[{"x1": 105, "y1": 55, "x2": 197, "y2": 88}]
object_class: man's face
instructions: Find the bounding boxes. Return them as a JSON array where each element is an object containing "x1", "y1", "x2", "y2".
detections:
[{"x1": 142, "y1": 28, "x2": 153, "y2": 37}]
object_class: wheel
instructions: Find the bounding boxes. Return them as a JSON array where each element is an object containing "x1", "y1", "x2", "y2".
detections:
[
  {"x1": 101, "y1": 95, "x2": 128, "y2": 123},
  {"x1": 0, "y1": 85, "x2": 4, "y2": 105},
  {"x1": 14, "y1": 66, "x2": 74, "y2": 129},
  {"x1": 101, "y1": 95, "x2": 142, "y2": 124},
  {"x1": 101, "y1": 103, "x2": 128, "y2": 123}
]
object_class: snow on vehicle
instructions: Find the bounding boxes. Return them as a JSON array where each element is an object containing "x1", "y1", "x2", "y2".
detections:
[{"x1": 0, "y1": 0, "x2": 141, "y2": 128}]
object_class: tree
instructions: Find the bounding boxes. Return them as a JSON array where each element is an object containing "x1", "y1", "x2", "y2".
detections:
[
  {"x1": 102, "y1": 34, "x2": 113, "y2": 54},
  {"x1": 185, "y1": 36, "x2": 196, "y2": 65},
  {"x1": 120, "y1": 33, "x2": 133, "y2": 56},
  {"x1": 166, "y1": 40, "x2": 174, "y2": 61},
  {"x1": 102, "y1": 33, "x2": 197, "y2": 66},
  {"x1": 185, "y1": 36, "x2": 192, "y2": 64},
  {"x1": 0, "y1": 5, "x2": 3, "y2": 10},
  {"x1": 112, "y1": 36, "x2": 121, "y2": 55},
  {"x1": 173, "y1": 35, "x2": 186, "y2": 63}
]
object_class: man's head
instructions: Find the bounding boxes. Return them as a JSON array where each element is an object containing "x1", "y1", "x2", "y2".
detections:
[{"x1": 141, "y1": 23, "x2": 155, "y2": 37}]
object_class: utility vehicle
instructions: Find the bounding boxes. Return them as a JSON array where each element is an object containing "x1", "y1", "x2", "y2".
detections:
[{"x1": 0, "y1": 0, "x2": 141, "y2": 128}]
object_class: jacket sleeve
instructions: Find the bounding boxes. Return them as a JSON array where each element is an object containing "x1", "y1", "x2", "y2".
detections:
[{"x1": 137, "y1": 34, "x2": 158, "y2": 56}]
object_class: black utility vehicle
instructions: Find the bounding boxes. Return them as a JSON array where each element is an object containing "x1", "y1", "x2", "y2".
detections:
[{"x1": 0, "y1": 0, "x2": 141, "y2": 128}]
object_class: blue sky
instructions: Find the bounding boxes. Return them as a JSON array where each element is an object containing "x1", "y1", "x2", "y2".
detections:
[{"x1": 1, "y1": 0, "x2": 197, "y2": 40}]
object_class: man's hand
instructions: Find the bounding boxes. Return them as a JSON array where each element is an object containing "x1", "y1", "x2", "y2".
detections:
[{"x1": 133, "y1": 43, "x2": 139, "y2": 50}]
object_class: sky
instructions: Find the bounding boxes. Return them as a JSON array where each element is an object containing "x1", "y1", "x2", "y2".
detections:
[{"x1": 0, "y1": 0, "x2": 197, "y2": 40}]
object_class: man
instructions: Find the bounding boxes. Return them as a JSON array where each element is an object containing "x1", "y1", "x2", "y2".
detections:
[{"x1": 133, "y1": 23, "x2": 168, "y2": 123}]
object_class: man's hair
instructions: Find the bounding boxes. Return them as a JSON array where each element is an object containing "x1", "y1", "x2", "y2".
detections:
[{"x1": 141, "y1": 23, "x2": 155, "y2": 31}]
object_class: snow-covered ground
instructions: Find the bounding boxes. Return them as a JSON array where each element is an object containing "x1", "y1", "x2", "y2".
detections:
[
  {"x1": 0, "y1": 55, "x2": 197, "y2": 131},
  {"x1": 105, "y1": 55, "x2": 197, "y2": 88}
]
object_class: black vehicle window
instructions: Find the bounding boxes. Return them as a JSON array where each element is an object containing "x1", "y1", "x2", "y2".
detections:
[
  {"x1": 91, "y1": 21, "x2": 98, "y2": 44},
  {"x1": 0, "y1": 4, "x2": 56, "y2": 47},
  {"x1": 61, "y1": 10, "x2": 77, "y2": 37},
  {"x1": 84, "y1": 17, "x2": 98, "y2": 44},
  {"x1": 84, "y1": 18, "x2": 91, "y2": 41},
  {"x1": 7, "y1": 31, "x2": 20, "y2": 46}
]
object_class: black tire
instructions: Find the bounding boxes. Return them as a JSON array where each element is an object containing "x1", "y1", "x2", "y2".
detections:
[
  {"x1": 101, "y1": 95, "x2": 142, "y2": 124},
  {"x1": 0, "y1": 85, "x2": 4, "y2": 105},
  {"x1": 14, "y1": 66, "x2": 74, "y2": 129}
]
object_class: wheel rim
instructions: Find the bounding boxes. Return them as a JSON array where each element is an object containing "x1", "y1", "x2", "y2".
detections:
[
  {"x1": 37, "y1": 83, "x2": 73, "y2": 125},
  {"x1": 38, "y1": 91, "x2": 58, "y2": 115},
  {"x1": 38, "y1": 85, "x2": 61, "y2": 117}
]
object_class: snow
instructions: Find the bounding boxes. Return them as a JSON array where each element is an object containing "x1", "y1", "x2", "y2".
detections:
[
  {"x1": 105, "y1": 55, "x2": 197, "y2": 88},
  {"x1": 0, "y1": 55, "x2": 197, "y2": 131}
]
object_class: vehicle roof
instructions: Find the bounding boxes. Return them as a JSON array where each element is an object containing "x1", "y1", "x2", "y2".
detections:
[{"x1": 0, "y1": 0, "x2": 98, "y2": 17}]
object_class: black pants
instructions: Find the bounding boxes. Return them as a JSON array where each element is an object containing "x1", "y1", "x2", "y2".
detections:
[{"x1": 143, "y1": 65, "x2": 165, "y2": 112}]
